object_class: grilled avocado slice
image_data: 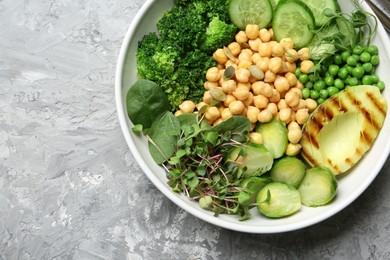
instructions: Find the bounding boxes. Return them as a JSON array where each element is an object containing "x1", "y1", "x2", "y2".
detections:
[{"x1": 300, "y1": 85, "x2": 387, "y2": 175}]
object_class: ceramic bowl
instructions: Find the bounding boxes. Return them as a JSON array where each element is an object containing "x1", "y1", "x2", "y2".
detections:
[{"x1": 115, "y1": 0, "x2": 390, "y2": 233}]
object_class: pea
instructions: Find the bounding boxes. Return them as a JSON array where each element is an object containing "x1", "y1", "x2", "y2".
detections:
[
  {"x1": 371, "y1": 74, "x2": 380, "y2": 84},
  {"x1": 314, "y1": 80, "x2": 326, "y2": 91},
  {"x1": 305, "y1": 81, "x2": 314, "y2": 89},
  {"x1": 376, "y1": 81, "x2": 385, "y2": 90},
  {"x1": 353, "y1": 45, "x2": 364, "y2": 55},
  {"x1": 371, "y1": 55, "x2": 380, "y2": 66},
  {"x1": 338, "y1": 67, "x2": 349, "y2": 79},
  {"x1": 327, "y1": 86, "x2": 339, "y2": 96},
  {"x1": 328, "y1": 64, "x2": 339, "y2": 76},
  {"x1": 352, "y1": 66, "x2": 365, "y2": 79},
  {"x1": 295, "y1": 67, "x2": 301, "y2": 78},
  {"x1": 310, "y1": 90, "x2": 320, "y2": 100},
  {"x1": 324, "y1": 75, "x2": 334, "y2": 86},
  {"x1": 362, "y1": 75, "x2": 373, "y2": 85},
  {"x1": 334, "y1": 78, "x2": 345, "y2": 90},
  {"x1": 360, "y1": 52, "x2": 371, "y2": 63},
  {"x1": 348, "y1": 77, "x2": 359, "y2": 86},
  {"x1": 299, "y1": 73, "x2": 309, "y2": 84},
  {"x1": 341, "y1": 50, "x2": 351, "y2": 62},
  {"x1": 334, "y1": 54, "x2": 343, "y2": 65},
  {"x1": 302, "y1": 88, "x2": 311, "y2": 99},
  {"x1": 344, "y1": 64, "x2": 353, "y2": 74},
  {"x1": 317, "y1": 98, "x2": 326, "y2": 104},
  {"x1": 367, "y1": 45, "x2": 378, "y2": 55},
  {"x1": 319, "y1": 89, "x2": 329, "y2": 99},
  {"x1": 362, "y1": 62, "x2": 373, "y2": 73},
  {"x1": 346, "y1": 56, "x2": 358, "y2": 66}
]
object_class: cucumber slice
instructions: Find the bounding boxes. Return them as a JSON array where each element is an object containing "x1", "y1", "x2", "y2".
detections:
[
  {"x1": 229, "y1": 0, "x2": 273, "y2": 30},
  {"x1": 255, "y1": 118, "x2": 288, "y2": 159},
  {"x1": 273, "y1": 0, "x2": 315, "y2": 49},
  {"x1": 269, "y1": 0, "x2": 280, "y2": 10},
  {"x1": 300, "y1": 0, "x2": 341, "y2": 27},
  {"x1": 270, "y1": 156, "x2": 306, "y2": 188}
]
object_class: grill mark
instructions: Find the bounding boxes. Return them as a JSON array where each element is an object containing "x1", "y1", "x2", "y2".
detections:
[
  {"x1": 367, "y1": 91, "x2": 387, "y2": 116},
  {"x1": 301, "y1": 148, "x2": 318, "y2": 166},
  {"x1": 303, "y1": 128, "x2": 319, "y2": 149},
  {"x1": 360, "y1": 130, "x2": 374, "y2": 147}
]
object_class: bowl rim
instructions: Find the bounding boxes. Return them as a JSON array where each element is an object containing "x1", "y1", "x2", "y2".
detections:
[{"x1": 115, "y1": 0, "x2": 390, "y2": 233}]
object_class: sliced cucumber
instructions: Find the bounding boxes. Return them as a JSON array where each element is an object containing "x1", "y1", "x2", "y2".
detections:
[
  {"x1": 300, "y1": 0, "x2": 341, "y2": 27},
  {"x1": 269, "y1": 0, "x2": 280, "y2": 11},
  {"x1": 273, "y1": 0, "x2": 315, "y2": 49},
  {"x1": 229, "y1": 0, "x2": 273, "y2": 30},
  {"x1": 298, "y1": 167, "x2": 338, "y2": 207},
  {"x1": 255, "y1": 119, "x2": 288, "y2": 159},
  {"x1": 270, "y1": 156, "x2": 306, "y2": 188}
]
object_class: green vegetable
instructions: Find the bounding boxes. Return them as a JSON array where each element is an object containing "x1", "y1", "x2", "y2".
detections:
[
  {"x1": 272, "y1": 0, "x2": 315, "y2": 49},
  {"x1": 255, "y1": 118, "x2": 288, "y2": 159},
  {"x1": 229, "y1": 0, "x2": 273, "y2": 30},
  {"x1": 201, "y1": 17, "x2": 238, "y2": 53},
  {"x1": 300, "y1": 0, "x2": 340, "y2": 27},
  {"x1": 257, "y1": 182, "x2": 301, "y2": 218},
  {"x1": 126, "y1": 79, "x2": 171, "y2": 128},
  {"x1": 228, "y1": 143, "x2": 274, "y2": 178},
  {"x1": 270, "y1": 157, "x2": 306, "y2": 188},
  {"x1": 298, "y1": 167, "x2": 338, "y2": 207}
]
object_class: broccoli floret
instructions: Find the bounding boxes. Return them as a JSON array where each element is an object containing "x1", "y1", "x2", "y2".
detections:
[
  {"x1": 207, "y1": 0, "x2": 232, "y2": 23},
  {"x1": 201, "y1": 17, "x2": 237, "y2": 53}
]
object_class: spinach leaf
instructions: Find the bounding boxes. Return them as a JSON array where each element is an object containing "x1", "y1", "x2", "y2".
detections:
[
  {"x1": 126, "y1": 79, "x2": 171, "y2": 129},
  {"x1": 211, "y1": 116, "x2": 250, "y2": 142},
  {"x1": 147, "y1": 111, "x2": 180, "y2": 164}
]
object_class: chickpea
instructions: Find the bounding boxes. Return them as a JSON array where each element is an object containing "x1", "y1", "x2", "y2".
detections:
[
  {"x1": 221, "y1": 107, "x2": 233, "y2": 120},
  {"x1": 298, "y1": 47, "x2": 310, "y2": 60},
  {"x1": 205, "y1": 67, "x2": 220, "y2": 82},
  {"x1": 279, "y1": 108, "x2": 292, "y2": 124},
  {"x1": 221, "y1": 80, "x2": 237, "y2": 94},
  {"x1": 277, "y1": 98, "x2": 289, "y2": 110},
  {"x1": 233, "y1": 86, "x2": 250, "y2": 100},
  {"x1": 253, "y1": 94, "x2": 269, "y2": 109},
  {"x1": 259, "y1": 28, "x2": 271, "y2": 42},
  {"x1": 238, "y1": 60, "x2": 252, "y2": 69},
  {"x1": 274, "y1": 75, "x2": 290, "y2": 93},
  {"x1": 268, "y1": 28, "x2": 274, "y2": 39},
  {"x1": 246, "y1": 106, "x2": 260, "y2": 123},
  {"x1": 288, "y1": 121, "x2": 300, "y2": 131},
  {"x1": 204, "y1": 106, "x2": 220, "y2": 122},
  {"x1": 203, "y1": 91, "x2": 213, "y2": 104},
  {"x1": 300, "y1": 60, "x2": 315, "y2": 74},
  {"x1": 284, "y1": 61, "x2": 297, "y2": 73},
  {"x1": 246, "y1": 24, "x2": 260, "y2": 39},
  {"x1": 251, "y1": 81, "x2": 263, "y2": 95},
  {"x1": 252, "y1": 53, "x2": 262, "y2": 64},
  {"x1": 288, "y1": 128, "x2": 303, "y2": 144},
  {"x1": 291, "y1": 99, "x2": 306, "y2": 111},
  {"x1": 203, "y1": 81, "x2": 219, "y2": 91},
  {"x1": 285, "y1": 48, "x2": 298, "y2": 63},
  {"x1": 257, "y1": 109, "x2": 273, "y2": 123},
  {"x1": 249, "y1": 132, "x2": 263, "y2": 144},
  {"x1": 296, "y1": 108, "x2": 309, "y2": 125},
  {"x1": 269, "y1": 88, "x2": 281, "y2": 103},
  {"x1": 266, "y1": 102, "x2": 278, "y2": 116},
  {"x1": 258, "y1": 42, "x2": 272, "y2": 57},
  {"x1": 238, "y1": 51, "x2": 252, "y2": 62},
  {"x1": 262, "y1": 83, "x2": 273, "y2": 98},
  {"x1": 272, "y1": 42, "x2": 284, "y2": 57},
  {"x1": 249, "y1": 38, "x2": 261, "y2": 52},
  {"x1": 296, "y1": 80, "x2": 304, "y2": 89},
  {"x1": 196, "y1": 101, "x2": 208, "y2": 111},
  {"x1": 286, "y1": 143, "x2": 302, "y2": 156},
  {"x1": 241, "y1": 48, "x2": 253, "y2": 56},
  {"x1": 235, "y1": 30, "x2": 248, "y2": 44},
  {"x1": 175, "y1": 110, "x2": 183, "y2": 116},
  {"x1": 223, "y1": 94, "x2": 236, "y2": 107},
  {"x1": 285, "y1": 91, "x2": 300, "y2": 107},
  {"x1": 256, "y1": 57, "x2": 270, "y2": 72},
  {"x1": 179, "y1": 100, "x2": 196, "y2": 113},
  {"x1": 264, "y1": 70, "x2": 276, "y2": 83},
  {"x1": 213, "y1": 118, "x2": 224, "y2": 126},
  {"x1": 235, "y1": 68, "x2": 251, "y2": 83},
  {"x1": 228, "y1": 42, "x2": 241, "y2": 56},
  {"x1": 269, "y1": 57, "x2": 283, "y2": 74},
  {"x1": 242, "y1": 92, "x2": 254, "y2": 107},
  {"x1": 213, "y1": 48, "x2": 228, "y2": 64},
  {"x1": 237, "y1": 82, "x2": 251, "y2": 89},
  {"x1": 280, "y1": 38, "x2": 294, "y2": 50},
  {"x1": 285, "y1": 72, "x2": 298, "y2": 87},
  {"x1": 290, "y1": 110, "x2": 296, "y2": 123},
  {"x1": 229, "y1": 100, "x2": 245, "y2": 115},
  {"x1": 306, "y1": 98, "x2": 318, "y2": 112}
]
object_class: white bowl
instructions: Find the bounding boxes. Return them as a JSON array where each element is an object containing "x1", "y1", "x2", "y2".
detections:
[{"x1": 115, "y1": 0, "x2": 390, "y2": 233}]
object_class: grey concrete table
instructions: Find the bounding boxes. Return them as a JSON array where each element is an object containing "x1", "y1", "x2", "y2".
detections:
[{"x1": 1, "y1": 0, "x2": 390, "y2": 259}]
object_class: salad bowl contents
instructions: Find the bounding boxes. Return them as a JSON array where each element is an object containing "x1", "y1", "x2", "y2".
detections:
[{"x1": 116, "y1": 0, "x2": 390, "y2": 233}]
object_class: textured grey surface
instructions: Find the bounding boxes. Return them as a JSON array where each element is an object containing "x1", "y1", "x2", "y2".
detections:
[{"x1": 1, "y1": 0, "x2": 390, "y2": 259}]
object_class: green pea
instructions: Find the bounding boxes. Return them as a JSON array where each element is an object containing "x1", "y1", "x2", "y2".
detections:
[
  {"x1": 344, "y1": 64, "x2": 353, "y2": 74},
  {"x1": 348, "y1": 77, "x2": 359, "y2": 86},
  {"x1": 362, "y1": 62, "x2": 373, "y2": 73},
  {"x1": 314, "y1": 80, "x2": 326, "y2": 91},
  {"x1": 305, "y1": 81, "x2": 314, "y2": 89},
  {"x1": 371, "y1": 55, "x2": 380, "y2": 66},
  {"x1": 319, "y1": 89, "x2": 329, "y2": 99},
  {"x1": 299, "y1": 73, "x2": 309, "y2": 84},
  {"x1": 295, "y1": 67, "x2": 301, "y2": 78},
  {"x1": 346, "y1": 56, "x2": 358, "y2": 66},
  {"x1": 376, "y1": 81, "x2": 385, "y2": 90},
  {"x1": 341, "y1": 50, "x2": 351, "y2": 62},
  {"x1": 338, "y1": 67, "x2": 349, "y2": 79},
  {"x1": 328, "y1": 64, "x2": 339, "y2": 76},
  {"x1": 362, "y1": 75, "x2": 373, "y2": 85},
  {"x1": 310, "y1": 90, "x2": 320, "y2": 100},
  {"x1": 367, "y1": 45, "x2": 378, "y2": 55},
  {"x1": 334, "y1": 54, "x2": 343, "y2": 65},
  {"x1": 302, "y1": 88, "x2": 310, "y2": 99},
  {"x1": 317, "y1": 98, "x2": 326, "y2": 104},
  {"x1": 353, "y1": 45, "x2": 364, "y2": 55},
  {"x1": 327, "y1": 86, "x2": 339, "y2": 96},
  {"x1": 352, "y1": 66, "x2": 365, "y2": 79},
  {"x1": 324, "y1": 75, "x2": 334, "y2": 86},
  {"x1": 360, "y1": 52, "x2": 371, "y2": 63},
  {"x1": 334, "y1": 78, "x2": 345, "y2": 90},
  {"x1": 371, "y1": 74, "x2": 380, "y2": 84}
]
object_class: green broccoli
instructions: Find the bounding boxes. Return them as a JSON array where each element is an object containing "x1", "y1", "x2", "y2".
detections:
[{"x1": 201, "y1": 17, "x2": 237, "y2": 53}]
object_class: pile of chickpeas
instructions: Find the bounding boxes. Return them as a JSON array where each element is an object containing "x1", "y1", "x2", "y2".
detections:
[{"x1": 176, "y1": 24, "x2": 319, "y2": 156}]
